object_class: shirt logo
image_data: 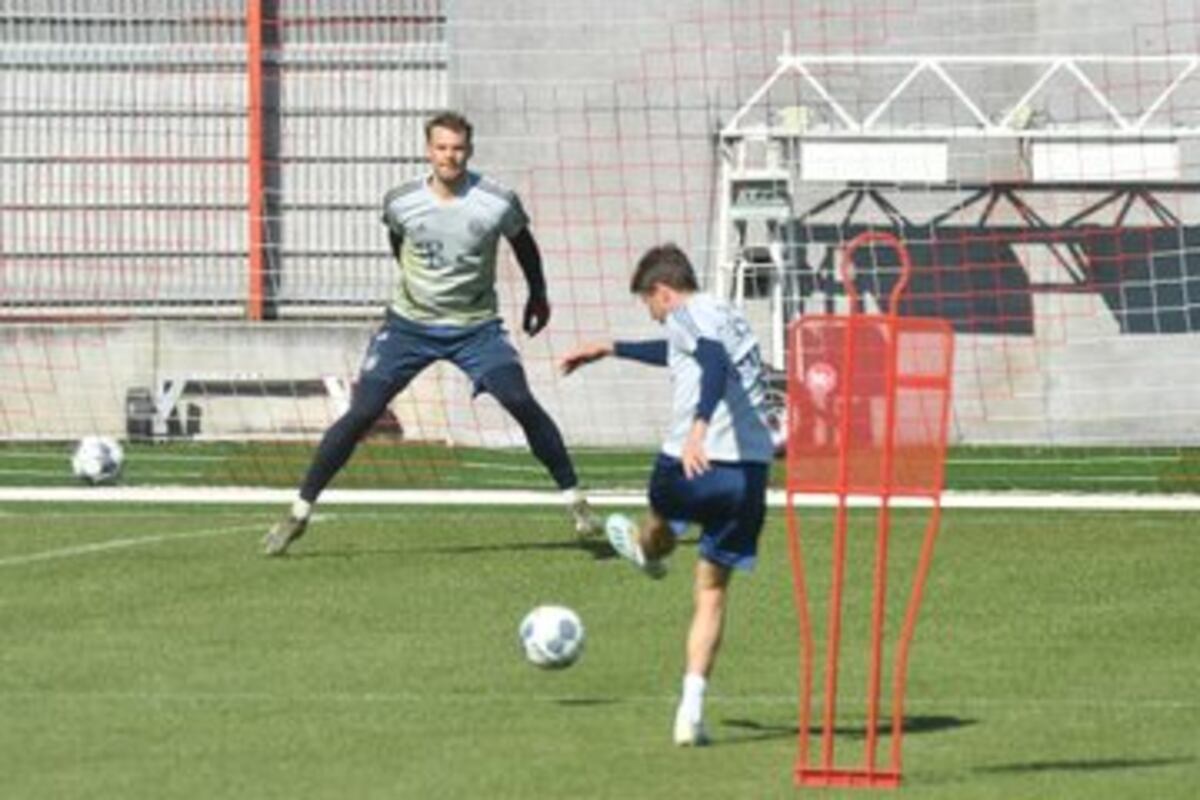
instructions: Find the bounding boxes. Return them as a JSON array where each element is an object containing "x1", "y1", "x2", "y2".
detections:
[{"x1": 412, "y1": 239, "x2": 446, "y2": 268}]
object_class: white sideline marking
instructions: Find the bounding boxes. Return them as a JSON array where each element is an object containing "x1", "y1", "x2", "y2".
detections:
[
  {"x1": 0, "y1": 486, "x2": 1199, "y2": 511},
  {"x1": 950, "y1": 455, "x2": 1181, "y2": 465},
  {"x1": 0, "y1": 450, "x2": 227, "y2": 462},
  {"x1": 0, "y1": 522, "x2": 263, "y2": 568}
]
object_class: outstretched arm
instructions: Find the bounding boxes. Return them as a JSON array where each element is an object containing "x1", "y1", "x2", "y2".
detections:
[
  {"x1": 507, "y1": 227, "x2": 550, "y2": 336},
  {"x1": 614, "y1": 340, "x2": 668, "y2": 366},
  {"x1": 559, "y1": 341, "x2": 613, "y2": 375},
  {"x1": 560, "y1": 339, "x2": 669, "y2": 376}
]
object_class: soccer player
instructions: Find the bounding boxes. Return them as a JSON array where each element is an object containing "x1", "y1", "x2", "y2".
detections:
[
  {"x1": 264, "y1": 111, "x2": 600, "y2": 555},
  {"x1": 559, "y1": 244, "x2": 774, "y2": 747}
]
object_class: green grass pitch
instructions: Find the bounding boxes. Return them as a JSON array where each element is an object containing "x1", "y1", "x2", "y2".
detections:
[{"x1": 0, "y1": 503, "x2": 1196, "y2": 799}]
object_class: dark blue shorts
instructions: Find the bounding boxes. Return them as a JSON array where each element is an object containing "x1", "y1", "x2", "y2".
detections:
[
  {"x1": 358, "y1": 310, "x2": 521, "y2": 394},
  {"x1": 647, "y1": 453, "x2": 769, "y2": 571}
]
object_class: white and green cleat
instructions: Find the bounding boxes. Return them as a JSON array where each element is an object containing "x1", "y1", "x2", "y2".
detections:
[
  {"x1": 262, "y1": 514, "x2": 308, "y2": 557},
  {"x1": 569, "y1": 496, "x2": 603, "y2": 540},
  {"x1": 672, "y1": 712, "x2": 712, "y2": 747},
  {"x1": 604, "y1": 513, "x2": 666, "y2": 579}
]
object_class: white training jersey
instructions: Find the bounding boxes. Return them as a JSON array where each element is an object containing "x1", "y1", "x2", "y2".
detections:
[
  {"x1": 381, "y1": 171, "x2": 529, "y2": 326},
  {"x1": 662, "y1": 294, "x2": 774, "y2": 464}
]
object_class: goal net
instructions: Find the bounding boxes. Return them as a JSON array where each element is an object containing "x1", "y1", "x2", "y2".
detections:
[{"x1": 1, "y1": 1, "x2": 1198, "y2": 493}]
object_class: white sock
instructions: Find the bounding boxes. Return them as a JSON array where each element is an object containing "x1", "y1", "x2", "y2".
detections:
[
  {"x1": 562, "y1": 487, "x2": 584, "y2": 506},
  {"x1": 291, "y1": 498, "x2": 313, "y2": 520},
  {"x1": 679, "y1": 673, "x2": 707, "y2": 723}
]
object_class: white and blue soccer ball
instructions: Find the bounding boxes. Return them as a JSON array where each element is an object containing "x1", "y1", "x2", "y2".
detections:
[
  {"x1": 70, "y1": 436, "x2": 125, "y2": 485},
  {"x1": 518, "y1": 604, "x2": 585, "y2": 669}
]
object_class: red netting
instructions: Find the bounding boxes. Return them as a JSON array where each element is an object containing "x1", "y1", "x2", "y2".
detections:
[{"x1": 787, "y1": 296, "x2": 954, "y2": 495}]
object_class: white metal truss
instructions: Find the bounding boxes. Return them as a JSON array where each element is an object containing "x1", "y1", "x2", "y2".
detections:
[
  {"x1": 711, "y1": 50, "x2": 1200, "y2": 364},
  {"x1": 721, "y1": 53, "x2": 1200, "y2": 142}
]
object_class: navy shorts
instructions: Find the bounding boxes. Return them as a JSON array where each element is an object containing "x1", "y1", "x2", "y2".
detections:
[
  {"x1": 358, "y1": 310, "x2": 521, "y2": 394},
  {"x1": 647, "y1": 453, "x2": 769, "y2": 571}
]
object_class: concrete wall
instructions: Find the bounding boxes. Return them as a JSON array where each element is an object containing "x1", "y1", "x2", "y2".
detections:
[
  {"x1": 447, "y1": 0, "x2": 1200, "y2": 447},
  {"x1": 0, "y1": 321, "x2": 462, "y2": 443}
]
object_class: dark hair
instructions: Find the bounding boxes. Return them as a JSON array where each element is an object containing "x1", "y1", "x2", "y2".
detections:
[
  {"x1": 425, "y1": 111, "x2": 473, "y2": 143},
  {"x1": 629, "y1": 243, "x2": 699, "y2": 294}
]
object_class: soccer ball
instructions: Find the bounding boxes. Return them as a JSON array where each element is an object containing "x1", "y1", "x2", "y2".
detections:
[
  {"x1": 518, "y1": 604, "x2": 585, "y2": 669},
  {"x1": 70, "y1": 436, "x2": 125, "y2": 485}
]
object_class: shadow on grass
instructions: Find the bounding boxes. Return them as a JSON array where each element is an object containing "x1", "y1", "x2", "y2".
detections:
[
  {"x1": 425, "y1": 538, "x2": 619, "y2": 561},
  {"x1": 429, "y1": 536, "x2": 698, "y2": 557},
  {"x1": 288, "y1": 538, "x2": 620, "y2": 561},
  {"x1": 283, "y1": 532, "x2": 714, "y2": 566},
  {"x1": 718, "y1": 715, "x2": 976, "y2": 745},
  {"x1": 976, "y1": 756, "x2": 1194, "y2": 775}
]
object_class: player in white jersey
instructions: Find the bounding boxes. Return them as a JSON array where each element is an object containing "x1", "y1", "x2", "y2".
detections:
[
  {"x1": 264, "y1": 111, "x2": 599, "y2": 555},
  {"x1": 560, "y1": 244, "x2": 774, "y2": 746}
]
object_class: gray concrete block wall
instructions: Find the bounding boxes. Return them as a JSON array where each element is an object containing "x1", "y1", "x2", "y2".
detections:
[
  {"x1": 0, "y1": 322, "x2": 458, "y2": 444},
  {"x1": 446, "y1": 0, "x2": 1200, "y2": 447},
  {"x1": 1, "y1": 1, "x2": 1198, "y2": 447}
]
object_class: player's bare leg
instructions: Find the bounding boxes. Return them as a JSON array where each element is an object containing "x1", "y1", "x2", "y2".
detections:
[
  {"x1": 639, "y1": 511, "x2": 678, "y2": 561},
  {"x1": 674, "y1": 559, "x2": 730, "y2": 746}
]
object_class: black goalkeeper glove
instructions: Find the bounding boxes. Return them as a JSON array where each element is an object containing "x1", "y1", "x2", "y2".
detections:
[{"x1": 523, "y1": 294, "x2": 551, "y2": 336}]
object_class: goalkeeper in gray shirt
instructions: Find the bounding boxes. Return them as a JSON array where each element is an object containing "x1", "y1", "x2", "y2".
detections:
[{"x1": 264, "y1": 111, "x2": 599, "y2": 555}]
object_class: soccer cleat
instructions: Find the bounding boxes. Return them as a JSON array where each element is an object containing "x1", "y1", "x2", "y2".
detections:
[
  {"x1": 262, "y1": 513, "x2": 308, "y2": 556},
  {"x1": 569, "y1": 496, "x2": 603, "y2": 539},
  {"x1": 604, "y1": 513, "x2": 666, "y2": 579},
  {"x1": 673, "y1": 712, "x2": 712, "y2": 747}
]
